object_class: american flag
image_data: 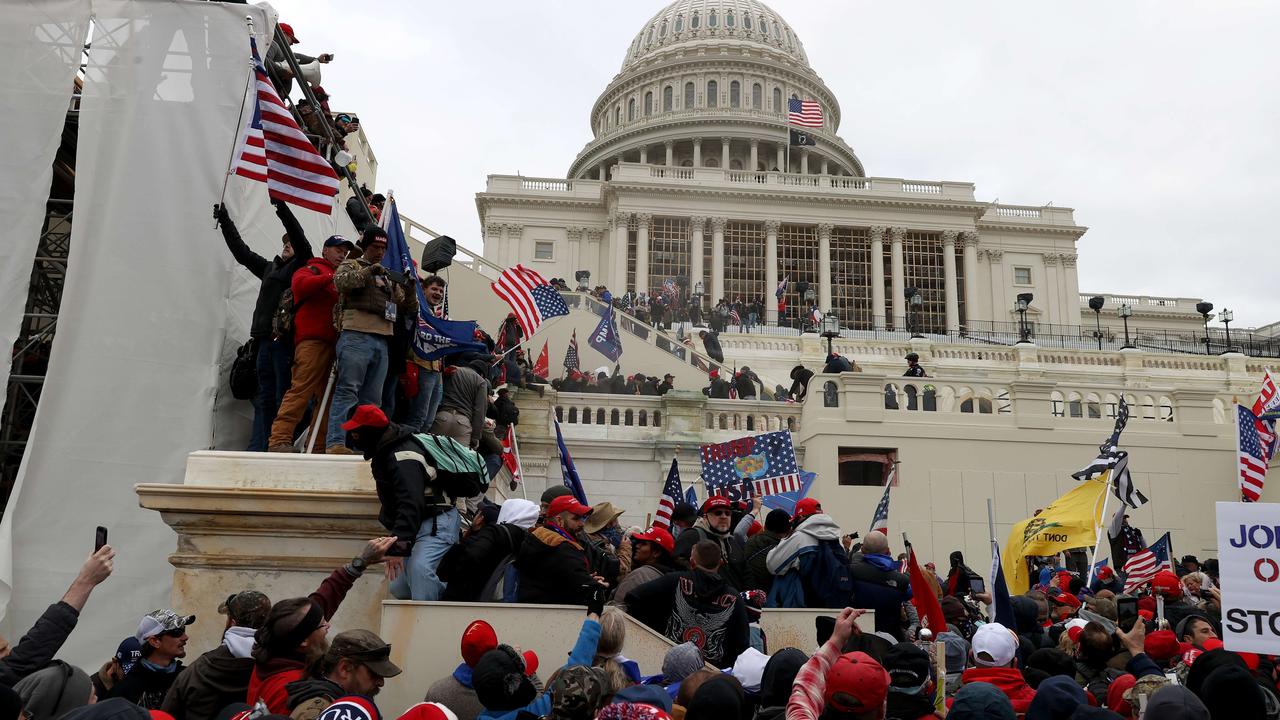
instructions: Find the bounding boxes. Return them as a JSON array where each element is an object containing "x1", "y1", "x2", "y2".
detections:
[
  {"x1": 1122, "y1": 532, "x2": 1173, "y2": 593},
  {"x1": 776, "y1": 276, "x2": 788, "y2": 300},
  {"x1": 563, "y1": 329, "x2": 580, "y2": 371},
  {"x1": 869, "y1": 466, "x2": 895, "y2": 534},
  {"x1": 728, "y1": 307, "x2": 742, "y2": 326},
  {"x1": 1249, "y1": 370, "x2": 1278, "y2": 478},
  {"x1": 653, "y1": 458, "x2": 683, "y2": 529},
  {"x1": 499, "y1": 424, "x2": 523, "y2": 488},
  {"x1": 1239, "y1": 404, "x2": 1269, "y2": 502},
  {"x1": 699, "y1": 430, "x2": 800, "y2": 500},
  {"x1": 491, "y1": 264, "x2": 570, "y2": 337},
  {"x1": 232, "y1": 38, "x2": 339, "y2": 214},
  {"x1": 787, "y1": 98, "x2": 824, "y2": 128}
]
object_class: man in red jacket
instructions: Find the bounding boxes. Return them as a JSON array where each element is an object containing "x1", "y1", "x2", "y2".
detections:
[
  {"x1": 952, "y1": 622, "x2": 1036, "y2": 715},
  {"x1": 267, "y1": 235, "x2": 355, "y2": 452}
]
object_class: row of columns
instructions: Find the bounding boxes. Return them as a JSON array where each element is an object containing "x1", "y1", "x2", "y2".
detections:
[
  {"x1": 606, "y1": 214, "x2": 982, "y2": 332},
  {"x1": 596, "y1": 137, "x2": 832, "y2": 179}
]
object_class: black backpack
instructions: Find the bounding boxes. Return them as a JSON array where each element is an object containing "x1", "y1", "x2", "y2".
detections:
[
  {"x1": 411, "y1": 432, "x2": 489, "y2": 499},
  {"x1": 805, "y1": 540, "x2": 855, "y2": 608},
  {"x1": 270, "y1": 266, "x2": 320, "y2": 342},
  {"x1": 229, "y1": 338, "x2": 258, "y2": 400}
]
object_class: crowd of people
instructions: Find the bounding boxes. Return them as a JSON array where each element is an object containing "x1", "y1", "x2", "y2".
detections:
[{"x1": 6, "y1": 485, "x2": 1261, "y2": 720}]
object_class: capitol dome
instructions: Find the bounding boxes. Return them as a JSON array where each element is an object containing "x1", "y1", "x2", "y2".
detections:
[{"x1": 567, "y1": 0, "x2": 864, "y2": 179}]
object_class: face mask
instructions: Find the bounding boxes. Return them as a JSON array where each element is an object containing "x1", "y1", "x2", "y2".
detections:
[{"x1": 602, "y1": 526, "x2": 622, "y2": 549}]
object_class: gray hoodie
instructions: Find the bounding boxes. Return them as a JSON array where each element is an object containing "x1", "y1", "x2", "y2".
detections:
[{"x1": 765, "y1": 514, "x2": 843, "y2": 575}]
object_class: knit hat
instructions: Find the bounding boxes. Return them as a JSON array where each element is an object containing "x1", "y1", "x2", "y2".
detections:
[
  {"x1": 13, "y1": 662, "x2": 92, "y2": 720},
  {"x1": 883, "y1": 642, "x2": 932, "y2": 691},
  {"x1": 473, "y1": 646, "x2": 537, "y2": 711},
  {"x1": 1144, "y1": 686, "x2": 1211, "y2": 720},
  {"x1": 935, "y1": 632, "x2": 969, "y2": 675},
  {"x1": 822, "y1": 652, "x2": 890, "y2": 715},
  {"x1": 460, "y1": 621, "x2": 498, "y2": 667},
  {"x1": 764, "y1": 509, "x2": 791, "y2": 534},
  {"x1": 661, "y1": 642, "x2": 703, "y2": 683},
  {"x1": 759, "y1": 648, "x2": 807, "y2": 708},
  {"x1": 948, "y1": 682, "x2": 1015, "y2": 720},
  {"x1": 685, "y1": 676, "x2": 743, "y2": 720},
  {"x1": 540, "y1": 486, "x2": 574, "y2": 504},
  {"x1": 1174, "y1": 613, "x2": 1212, "y2": 642},
  {"x1": 1201, "y1": 665, "x2": 1267, "y2": 719},
  {"x1": 1025, "y1": 675, "x2": 1087, "y2": 719},
  {"x1": 319, "y1": 696, "x2": 380, "y2": 720},
  {"x1": 597, "y1": 705, "x2": 671, "y2": 720},
  {"x1": 1144, "y1": 629, "x2": 1180, "y2": 665},
  {"x1": 394, "y1": 703, "x2": 457, "y2": 720},
  {"x1": 1106, "y1": 673, "x2": 1136, "y2": 717}
]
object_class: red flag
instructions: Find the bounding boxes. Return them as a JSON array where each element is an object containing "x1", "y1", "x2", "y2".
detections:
[
  {"x1": 501, "y1": 425, "x2": 523, "y2": 487},
  {"x1": 533, "y1": 341, "x2": 549, "y2": 379},
  {"x1": 907, "y1": 545, "x2": 948, "y2": 636}
]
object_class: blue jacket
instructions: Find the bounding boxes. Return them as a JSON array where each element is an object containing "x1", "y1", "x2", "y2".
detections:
[
  {"x1": 477, "y1": 618, "x2": 601, "y2": 720},
  {"x1": 849, "y1": 552, "x2": 912, "y2": 640}
]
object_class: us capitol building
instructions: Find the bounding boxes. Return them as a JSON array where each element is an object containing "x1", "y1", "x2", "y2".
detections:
[{"x1": 142, "y1": 0, "x2": 1276, "y2": 658}]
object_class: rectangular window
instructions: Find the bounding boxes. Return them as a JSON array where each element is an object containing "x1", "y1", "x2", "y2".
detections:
[
  {"x1": 723, "y1": 221, "x2": 763, "y2": 304},
  {"x1": 778, "y1": 224, "x2": 818, "y2": 327},
  {"x1": 648, "y1": 217, "x2": 690, "y2": 297},
  {"x1": 830, "y1": 227, "x2": 872, "y2": 330},
  {"x1": 902, "y1": 231, "x2": 946, "y2": 333},
  {"x1": 1014, "y1": 266, "x2": 1032, "y2": 285},
  {"x1": 837, "y1": 448, "x2": 897, "y2": 487},
  {"x1": 534, "y1": 241, "x2": 554, "y2": 261}
]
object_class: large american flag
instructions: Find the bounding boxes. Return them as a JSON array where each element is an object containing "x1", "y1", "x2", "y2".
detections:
[
  {"x1": 787, "y1": 98, "x2": 824, "y2": 128},
  {"x1": 869, "y1": 466, "x2": 895, "y2": 534},
  {"x1": 653, "y1": 458, "x2": 683, "y2": 529},
  {"x1": 700, "y1": 431, "x2": 800, "y2": 500},
  {"x1": 1245, "y1": 370, "x2": 1279, "y2": 501},
  {"x1": 491, "y1": 264, "x2": 570, "y2": 337},
  {"x1": 233, "y1": 38, "x2": 339, "y2": 214},
  {"x1": 1122, "y1": 532, "x2": 1173, "y2": 593},
  {"x1": 1239, "y1": 404, "x2": 1269, "y2": 502},
  {"x1": 563, "y1": 329, "x2": 580, "y2": 371}
]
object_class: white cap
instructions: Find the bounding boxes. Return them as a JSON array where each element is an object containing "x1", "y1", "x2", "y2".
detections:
[
  {"x1": 135, "y1": 609, "x2": 195, "y2": 643},
  {"x1": 971, "y1": 622, "x2": 1018, "y2": 667}
]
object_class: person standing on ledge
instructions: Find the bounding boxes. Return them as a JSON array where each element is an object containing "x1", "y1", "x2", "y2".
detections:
[{"x1": 903, "y1": 352, "x2": 927, "y2": 377}]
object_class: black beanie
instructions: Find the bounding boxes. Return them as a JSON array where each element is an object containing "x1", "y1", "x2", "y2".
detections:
[
  {"x1": 472, "y1": 646, "x2": 537, "y2": 712},
  {"x1": 764, "y1": 509, "x2": 791, "y2": 534}
]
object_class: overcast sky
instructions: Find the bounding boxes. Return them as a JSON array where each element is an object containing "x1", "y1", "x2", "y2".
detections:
[{"x1": 270, "y1": 0, "x2": 1280, "y2": 327}]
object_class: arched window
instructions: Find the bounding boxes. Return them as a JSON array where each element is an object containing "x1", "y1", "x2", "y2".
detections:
[
  {"x1": 752, "y1": 83, "x2": 762, "y2": 109},
  {"x1": 729, "y1": 80, "x2": 740, "y2": 107},
  {"x1": 684, "y1": 82, "x2": 695, "y2": 108},
  {"x1": 726, "y1": 11, "x2": 735, "y2": 27},
  {"x1": 674, "y1": 15, "x2": 683, "y2": 32},
  {"x1": 730, "y1": 159, "x2": 742, "y2": 170},
  {"x1": 761, "y1": 18, "x2": 770, "y2": 36},
  {"x1": 705, "y1": 157, "x2": 719, "y2": 168},
  {"x1": 644, "y1": 91, "x2": 652, "y2": 116},
  {"x1": 691, "y1": 11, "x2": 700, "y2": 29},
  {"x1": 707, "y1": 80, "x2": 718, "y2": 108},
  {"x1": 646, "y1": 26, "x2": 654, "y2": 44},
  {"x1": 614, "y1": 106, "x2": 620, "y2": 125},
  {"x1": 772, "y1": 87, "x2": 781, "y2": 111},
  {"x1": 662, "y1": 85, "x2": 673, "y2": 112},
  {"x1": 708, "y1": 10, "x2": 718, "y2": 27},
  {"x1": 659, "y1": 20, "x2": 667, "y2": 37},
  {"x1": 627, "y1": 98, "x2": 636, "y2": 121},
  {"x1": 743, "y1": 14, "x2": 752, "y2": 29}
]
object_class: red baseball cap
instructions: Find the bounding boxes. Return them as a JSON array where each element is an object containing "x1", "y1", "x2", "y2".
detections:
[
  {"x1": 547, "y1": 495, "x2": 592, "y2": 518},
  {"x1": 460, "y1": 620, "x2": 497, "y2": 667},
  {"x1": 701, "y1": 496, "x2": 731, "y2": 514},
  {"x1": 341, "y1": 404, "x2": 389, "y2": 431},
  {"x1": 823, "y1": 651, "x2": 890, "y2": 714},
  {"x1": 794, "y1": 498, "x2": 822, "y2": 522},
  {"x1": 1097, "y1": 565, "x2": 1114, "y2": 580},
  {"x1": 1144, "y1": 630, "x2": 1179, "y2": 664},
  {"x1": 278, "y1": 23, "x2": 299, "y2": 43},
  {"x1": 1151, "y1": 570, "x2": 1182, "y2": 597},
  {"x1": 1201, "y1": 638, "x2": 1224, "y2": 652},
  {"x1": 1052, "y1": 592, "x2": 1082, "y2": 609},
  {"x1": 633, "y1": 527, "x2": 675, "y2": 555}
]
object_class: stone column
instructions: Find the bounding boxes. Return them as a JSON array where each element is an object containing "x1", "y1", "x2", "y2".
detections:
[
  {"x1": 890, "y1": 227, "x2": 906, "y2": 330},
  {"x1": 942, "y1": 230, "x2": 960, "y2": 332},
  {"x1": 566, "y1": 226, "x2": 583, "y2": 276},
  {"x1": 710, "y1": 217, "x2": 726, "y2": 302},
  {"x1": 869, "y1": 226, "x2": 886, "y2": 329},
  {"x1": 664, "y1": 141, "x2": 674, "y2": 166},
  {"x1": 597, "y1": 162, "x2": 606, "y2": 181},
  {"x1": 817, "y1": 223, "x2": 833, "y2": 313},
  {"x1": 721, "y1": 137, "x2": 730, "y2": 169},
  {"x1": 636, "y1": 213, "x2": 652, "y2": 295},
  {"x1": 693, "y1": 138, "x2": 702, "y2": 167},
  {"x1": 485, "y1": 222, "x2": 505, "y2": 267},
  {"x1": 505, "y1": 223, "x2": 524, "y2": 268},
  {"x1": 1042, "y1": 253, "x2": 1061, "y2": 325},
  {"x1": 962, "y1": 231, "x2": 980, "y2": 324},
  {"x1": 775, "y1": 144, "x2": 784, "y2": 172},
  {"x1": 800, "y1": 150, "x2": 809, "y2": 174},
  {"x1": 987, "y1": 249, "x2": 1006, "y2": 322},
  {"x1": 820, "y1": 158, "x2": 829, "y2": 175},
  {"x1": 749, "y1": 140, "x2": 758, "y2": 171},
  {"x1": 690, "y1": 216, "x2": 706, "y2": 295},
  {"x1": 765, "y1": 219, "x2": 780, "y2": 325},
  {"x1": 1061, "y1": 254, "x2": 1080, "y2": 322},
  {"x1": 585, "y1": 228, "x2": 603, "y2": 282},
  {"x1": 611, "y1": 213, "x2": 630, "y2": 291},
  {"x1": 639, "y1": 146, "x2": 648, "y2": 164}
]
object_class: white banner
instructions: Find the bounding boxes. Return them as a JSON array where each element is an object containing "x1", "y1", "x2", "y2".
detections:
[{"x1": 1216, "y1": 501, "x2": 1280, "y2": 654}]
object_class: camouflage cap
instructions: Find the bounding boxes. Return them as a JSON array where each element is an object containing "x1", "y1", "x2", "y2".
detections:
[{"x1": 218, "y1": 590, "x2": 271, "y2": 629}]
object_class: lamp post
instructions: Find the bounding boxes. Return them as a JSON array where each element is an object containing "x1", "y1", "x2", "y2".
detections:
[
  {"x1": 1088, "y1": 296, "x2": 1105, "y2": 350},
  {"x1": 1015, "y1": 293, "x2": 1033, "y2": 343},
  {"x1": 803, "y1": 286, "x2": 817, "y2": 331},
  {"x1": 1222, "y1": 308, "x2": 1235, "y2": 352},
  {"x1": 906, "y1": 287, "x2": 923, "y2": 338},
  {"x1": 1118, "y1": 303, "x2": 1133, "y2": 349},
  {"x1": 820, "y1": 313, "x2": 841, "y2": 355},
  {"x1": 1196, "y1": 301, "x2": 1214, "y2": 355}
]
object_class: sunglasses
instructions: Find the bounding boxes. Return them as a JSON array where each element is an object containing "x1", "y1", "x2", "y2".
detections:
[
  {"x1": 161, "y1": 628, "x2": 186, "y2": 638},
  {"x1": 708, "y1": 509, "x2": 732, "y2": 517}
]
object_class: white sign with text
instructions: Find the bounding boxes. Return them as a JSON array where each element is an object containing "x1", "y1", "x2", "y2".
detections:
[{"x1": 1217, "y1": 501, "x2": 1280, "y2": 654}]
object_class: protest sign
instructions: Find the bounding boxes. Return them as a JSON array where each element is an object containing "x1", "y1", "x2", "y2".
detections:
[
  {"x1": 1217, "y1": 501, "x2": 1280, "y2": 654},
  {"x1": 700, "y1": 430, "x2": 800, "y2": 501}
]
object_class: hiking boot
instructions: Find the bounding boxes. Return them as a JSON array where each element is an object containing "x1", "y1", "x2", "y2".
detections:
[
  {"x1": 325, "y1": 445, "x2": 354, "y2": 455},
  {"x1": 267, "y1": 444, "x2": 297, "y2": 453}
]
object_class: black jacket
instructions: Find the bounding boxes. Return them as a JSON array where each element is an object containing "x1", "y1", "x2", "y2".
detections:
[
  {"x1": 0, "y1": 601, "x2": 80, "y2": 688},
  {"x1": 789, "y1": 368, "x2": 814, "y2": 402},
  {"x1": 823, "y1": 355, "x2": 854, "y2": 374},
  {"x1": 704, "y1": 378, "x2": 732, "y2": 399},
  {"x1": 515, "y1": 525, "x2": 595, "y2": 605},
  {"x1": 160, "y1": 645, "x2": 252, "y2": 720},
  {"x1": 657, "y1": 380, "x2": 674, "y2": 395},
  {"x1": 626, "y1": 570, "x2": 750, "y2": 669},
  {"x1": 368, "y1": 424, "x2": 449, "y2": 556},
  {"x1": 701, "y1": 333, "x2": 724, "y2": 362},
  {"x1": 743, "y1": 530, "x2": 783, "y2": 592},
  {"x1": 673, "y1": 526, "x2": 747, "y2": 592},
  {"x1": 849, "y1": 554, "x2": 912, "y2": 641},
  {"x1": 439, "y1": 523, "x2": 527, "y2": 601},
  {"x1": 218, "y1": 202, "x2": 313, "y2": 339},
  {"x1": 734, "y1": 372, "x2": 758, "y2": 399},
  {"x1": 108, "y1": 660, "x2": 185, "y2": 710}
]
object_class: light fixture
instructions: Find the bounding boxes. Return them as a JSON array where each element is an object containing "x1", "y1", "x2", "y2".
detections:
[
  {"x1": 820, "y1": 313, "x2": 841, "y2": 354},
  {"x1": 1222, "y1": 308, "x2": 1235, "y2": 352},
  {"x1": 1088, "y1": 296, "x2": 1105, "y2": 350},
  {"x1": 1118, "y1": 303, "x2": 1133, "y2": 349},
  {"x1": 1196, "y1": 301, "x2": 1214, "y2": 355},
  {"x1": 1015, "y1": 292, "x2": 1033, "y2": 343}
]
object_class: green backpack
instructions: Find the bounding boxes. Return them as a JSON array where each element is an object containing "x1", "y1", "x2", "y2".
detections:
[{"x1": 411, "y1": 433, "x2": 489, "y2": 499}]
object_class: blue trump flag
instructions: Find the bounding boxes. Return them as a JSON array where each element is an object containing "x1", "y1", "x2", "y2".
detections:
[
  {"x1": 589, "y1": 291, "x2": 623, "y2": 363},
  {"x1": 554, "y1": 419, "x2": 588, "y2": 505},
  {"x1": 380, "y1": 199, "x2": 486, "y2": 361},
  {"x1": 990, "y1": 542, "x2": 1016, "y2": 627},
  {"x1": 684, "y1": 485, "x2": 699, "y2": 508},
  {"x1": 762, "y1": 471, "x2": 816, "y2": 515}
]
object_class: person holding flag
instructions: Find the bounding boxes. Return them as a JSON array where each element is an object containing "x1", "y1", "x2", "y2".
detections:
[
  {"x1": 563, "y1": 330, "x2": 580, "y2": 374},
  {"x1": 403, "y1": 274, "x2": 448, "y2": 433}
]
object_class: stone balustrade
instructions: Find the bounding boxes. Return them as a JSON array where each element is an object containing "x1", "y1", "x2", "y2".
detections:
[{"x1": 609, "y1": 162, "x2": 978, "y2": 201}]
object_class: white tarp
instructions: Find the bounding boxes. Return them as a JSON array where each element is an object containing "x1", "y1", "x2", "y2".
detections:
[
  {"x1": 1217, "y1": 501, "x2": 1280, "y2": 654},
  {"x1": 0, "y1": 1, "x2": 91, "y2": 421},
  {"x1": 0, "y1": 0, "x2": 320, "y2": 665}
]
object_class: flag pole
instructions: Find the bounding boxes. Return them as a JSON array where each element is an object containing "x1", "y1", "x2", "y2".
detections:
[
  {"x1": 511, "y1": 425, "x2": 526, "y2": 500},
  {"x1": 987, "y1": 498, "x2": 999, "y2": 620},
  {"x1": 217, "y1": 15, "x2": 258, "y2": 224},
  {"x1": 1086, "y1": 480, "x2": 1111, "y2": 585}
]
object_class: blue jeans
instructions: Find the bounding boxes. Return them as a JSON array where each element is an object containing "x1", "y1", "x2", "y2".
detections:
[
  {"x1": 325, "y1": 331, "x2": 389, "y2": 448},
  {"x1": 405, "y1": 369, "x2": 443, "y2": 432},
  {"x1": 389, "y1": 508, "x2": 460, "y2": 601},
  {"x1": 249, "y1": 338, "x2": 292, "y2": 451}
]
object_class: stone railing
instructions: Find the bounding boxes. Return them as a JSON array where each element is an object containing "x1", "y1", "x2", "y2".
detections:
[
  {"x1": 703, "y1": 398, "x2": 801, "y2": 433},
  {"x1": 608, "y1": 163, "x2": 978, "y2": 201},
  {"x1": 554, "y1": 394, "x2": 665, "y2": 435},
  {"x1": 483, "y1": 175, "x2": 604, "y2": 200}
]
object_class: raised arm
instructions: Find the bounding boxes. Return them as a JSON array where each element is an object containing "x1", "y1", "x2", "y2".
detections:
[
  {"x1": 215, "y1": 204, "x2": 269, "y2": 276},
  {"x1": 273, "y1": 200, "x2": 313, "y2": 261}
]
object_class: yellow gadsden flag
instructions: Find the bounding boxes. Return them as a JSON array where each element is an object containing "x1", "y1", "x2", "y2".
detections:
[{"x1": 1003, "y1": 478, "x2": 1109, "y2": 594}]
